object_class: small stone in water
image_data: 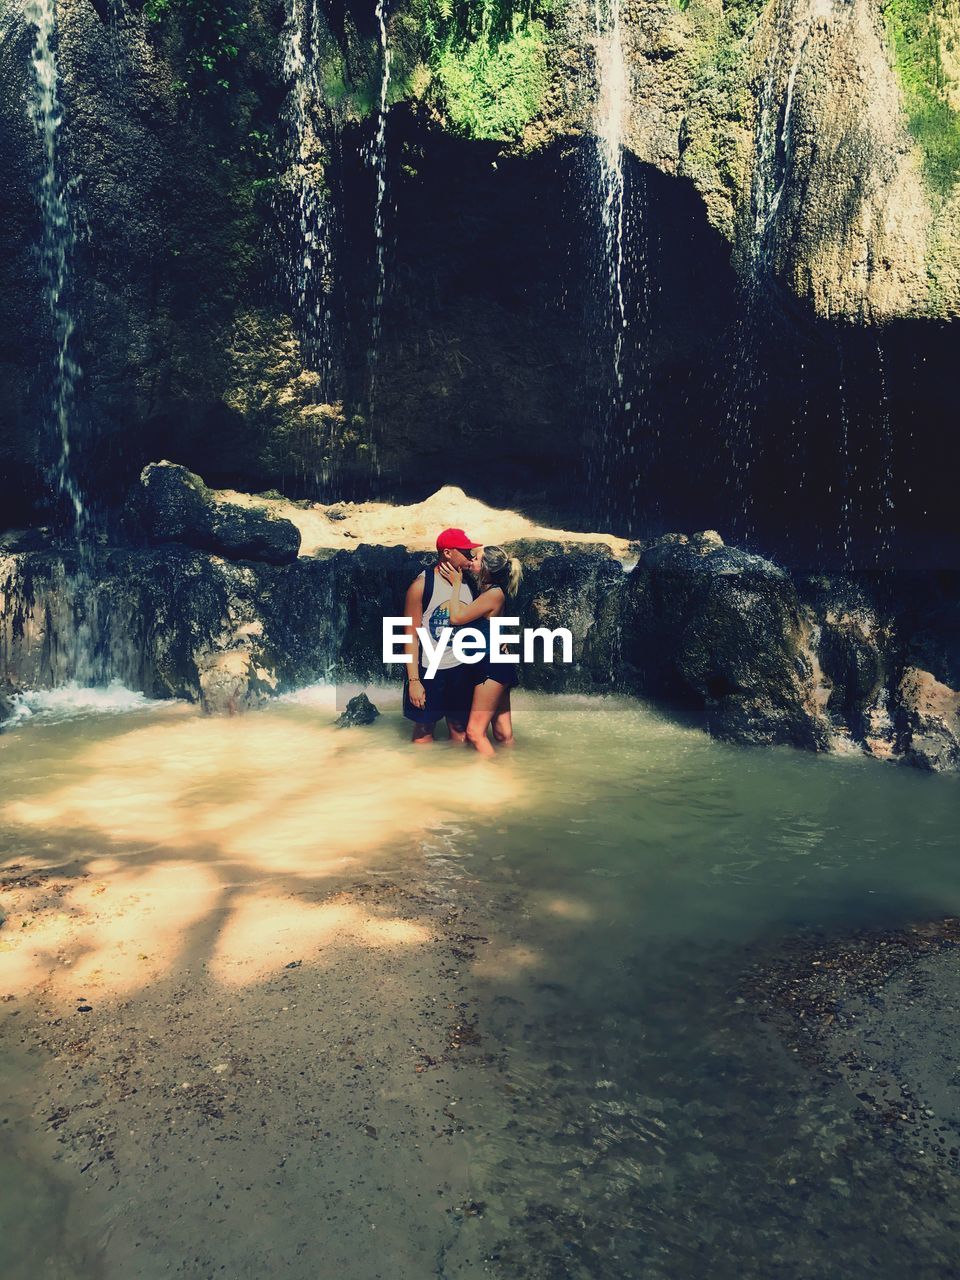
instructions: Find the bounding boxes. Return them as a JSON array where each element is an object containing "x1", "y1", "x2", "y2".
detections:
[{"x1": 335, "y1": 693, "x2": 380, "y2": 728}]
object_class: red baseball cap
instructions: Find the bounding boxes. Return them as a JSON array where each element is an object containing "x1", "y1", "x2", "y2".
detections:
[{"x1": 436, "y1": 527, "x2": 482, "y2": 551}]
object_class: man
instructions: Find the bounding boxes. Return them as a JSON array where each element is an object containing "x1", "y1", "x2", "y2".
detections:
[{"x1": 402, "y1": 528, "x2": 483, "y2": 744}]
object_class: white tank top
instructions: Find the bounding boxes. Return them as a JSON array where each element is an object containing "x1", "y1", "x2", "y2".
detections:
[{"x1": 421, "y1": 570, "x2": 474, "y2": 671}]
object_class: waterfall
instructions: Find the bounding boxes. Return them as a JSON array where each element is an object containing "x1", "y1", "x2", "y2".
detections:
[
  {"x1": 874, "y1": 335, "x2": 895, "y2": 563},
  {"x1": 370, "y1": 0, "x2": 393, "y2": 357},
  {"x1": 24, "y1": 1, "x2": 109, "y2": 685},
  {"x1": 835, "y1": 357, "x2": 853, "y2": 569},
  {"x1": 279, "y1": 0, "x2": 336, "y2": 396},
  {"x1": 593, "y1": 0, "x2": 627, "y2": 404},
  {"x1": 591, "y1": 0, "x2": 634, "y2": 523},
  {"x1": 750, "y1": 1, "x2": 807, "y2": 272},
  {"x1": 723, "y1": 5, "x2": 809, "y2": 549},
  {"x1": 27, "y1": 0, "x2": 84, "y2": 542}
]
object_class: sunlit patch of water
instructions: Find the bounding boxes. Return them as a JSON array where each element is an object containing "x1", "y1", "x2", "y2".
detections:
[{"x1": 2, "y1": 692, "x2": 958, "y2": 1274}]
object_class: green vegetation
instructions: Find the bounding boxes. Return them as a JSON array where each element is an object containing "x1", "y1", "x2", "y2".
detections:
[
  {"x1": 883, "y1": 0, "x2": 960, "y2": 195},
  {"x1": 144, "y1": 0, "x2": 248, "y2": 94},
  {"x1": 423, "y1": 0, "x2": 553, "y2": 140},
  {"x1": 434, "y1": 19, "x2": 548, "y2": 138},
  {"x1": 675, "y1": 0, "x2": 768, "y2": 224}
]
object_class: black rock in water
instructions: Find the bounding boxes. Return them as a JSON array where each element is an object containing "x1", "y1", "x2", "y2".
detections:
[{"x1": 336, "y1": 693, "x2": 381, "y2": 728}]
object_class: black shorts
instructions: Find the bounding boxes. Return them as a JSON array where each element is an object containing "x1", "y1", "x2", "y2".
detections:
[
  {"x1": 477, "y1": 658, "x2": 520, "y2": 690},
  {"x1": 402, "y1": 663, "x2": 476, "y2": 726}
]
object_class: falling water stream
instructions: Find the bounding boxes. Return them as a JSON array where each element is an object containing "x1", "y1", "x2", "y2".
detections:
[
  {"x1": 370, "y1": 0, "x2": 393, "y2": 360},
  {"x1": 593, "y1": 0, "x2": 627, "y2": 399},
  {"x1": 25, "y1": 0, "x2": 105, "y2": 685},
  {"x1": 280, "y1": 0, "x2": 336, "y2": 395},
  {"x1": 592, "y1": 0, "x2": 633, "y2": 522},
  {"x1": 874, "y1": 334, "x2": 896, "y2": 563},
  {"x1": 27, "y1": 0, "x2": 83, "y2": 542},
  {"x1": 725, "y1": 2, "x2": 808, "y2": 548}
]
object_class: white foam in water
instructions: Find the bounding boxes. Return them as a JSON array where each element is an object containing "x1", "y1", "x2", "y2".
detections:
[
  {"x1": 276, "y1": 682, "x2": 340, "y2": 712},
  {"x1": 2, "y1": 682, "x2": 171, "y2": 728}
]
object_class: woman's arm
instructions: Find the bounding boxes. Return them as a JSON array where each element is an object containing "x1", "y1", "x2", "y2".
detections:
[{"x1": 440, "y1": 566, "x2": 503, "y2": 624}]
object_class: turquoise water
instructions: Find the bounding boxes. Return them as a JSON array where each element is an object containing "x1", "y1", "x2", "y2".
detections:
[
  {"x1": 433, "y1": 698, "x2": 960, "y2": 1277},
  {"x1": 1, "y1": 688, "x2": 958, "y2": 1277}
]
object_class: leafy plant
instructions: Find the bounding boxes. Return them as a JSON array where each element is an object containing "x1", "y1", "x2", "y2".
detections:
[
  {"x1": 423, "y1": 0, "x2": 553, "y2": 140},
  {"x1": 144, "y1": 0, "x2": 248, "y2": 95},
  {"x1": 883, "y1": 0, "x2": 960, "y2": 195}
]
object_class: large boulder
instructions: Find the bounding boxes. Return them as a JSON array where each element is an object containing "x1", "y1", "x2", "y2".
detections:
[
  {"x1": 896, "y1": 668, "x2": 960, "y2": 773},
  {"x1": 505, "y1": 540, "x2": 627, "y2": 692},
  {"x1": 621, "y1": 533, "x2": 831, "y2": 749},
  {"x1": 795, "y1": 574, "x2": 900, "y2": 756},
  {"x1": 137, "y1": 462, "x2": 301, "y2": 565}
]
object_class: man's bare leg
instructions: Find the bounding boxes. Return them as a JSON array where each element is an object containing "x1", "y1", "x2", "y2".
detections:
[{"x1": 412, "y1": 721, "x2": 436, "y2": 745}]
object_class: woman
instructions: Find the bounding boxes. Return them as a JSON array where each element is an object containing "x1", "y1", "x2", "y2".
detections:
[{"x1": 438, "y1": 546, "x2": 523, "y2": 756}]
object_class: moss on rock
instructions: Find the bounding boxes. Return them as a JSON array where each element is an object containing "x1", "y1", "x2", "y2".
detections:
[{"x1": 883, "y1": 0, "x2": 960, "y2": 196}]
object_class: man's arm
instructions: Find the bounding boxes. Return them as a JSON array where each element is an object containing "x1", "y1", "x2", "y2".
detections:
[{"x1": 403, "y1": 575, "x2": 427, "y2": 710}]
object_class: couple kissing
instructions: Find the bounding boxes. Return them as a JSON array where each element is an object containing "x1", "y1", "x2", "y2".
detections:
[{"x1": 402, "y1": 527, "x2": 522, "y2": 755}]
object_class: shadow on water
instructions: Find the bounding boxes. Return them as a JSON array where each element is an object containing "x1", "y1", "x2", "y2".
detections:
[
  {"x1": 0, "y1": 691, "x2": 958, "y2": 1276},
  {"x1": 0, "y1": 1045, "x2": 106, "y2": 1279}
]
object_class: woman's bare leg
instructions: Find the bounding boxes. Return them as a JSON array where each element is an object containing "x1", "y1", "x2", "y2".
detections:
[
  {"x1": 465, "y1": 680, "x2": 503, "y2": 756},
  {"x1": 491, "y1": 688, "x2": 514, "y2": 745}
]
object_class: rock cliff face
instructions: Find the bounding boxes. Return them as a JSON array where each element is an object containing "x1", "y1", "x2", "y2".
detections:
[
  {"x1": 565, "y1": 0, "x2": 960, "y2": 321},
  {"x1": 0, "y1": 0, "x2": 957, "y2": 540}
]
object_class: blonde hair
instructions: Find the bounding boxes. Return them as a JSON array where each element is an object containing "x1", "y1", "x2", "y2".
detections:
[{"x1": 481, "y1": 545, "x2": 522, "y2": 596}]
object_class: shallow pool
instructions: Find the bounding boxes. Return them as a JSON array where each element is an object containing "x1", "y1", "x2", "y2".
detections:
[{"x1": 1, "y1": 687, "x2": 958, "y2": 1277}]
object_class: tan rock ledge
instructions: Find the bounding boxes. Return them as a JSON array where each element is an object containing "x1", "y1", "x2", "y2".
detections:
[{"x1": 217, "y1": 484, "x2": 636, "y2": 561}]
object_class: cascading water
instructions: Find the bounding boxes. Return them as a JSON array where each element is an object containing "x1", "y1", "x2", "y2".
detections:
[
  {"x1": 874, "y1": 335, "x2": 895, "y2": 564},
  {"x1": 24, "y1": 0, "x2": 106, "y2": 686},
  {"x1": 593, "y1": 0, "x2": 627, "y2": 399},
  {"x1": 731, "y1": 0, "x2": 897, "y2": 565},
  {"x1": 279, "y1": 0, "x2": 337, "y2": 398},
  {"x1": 835, "y1": 353, "x2": 854, "y2": 568},
  {"x1": 720, "y1": 0, "x2": 815, "y2": 550},
  {"x1": 27, "y1": 0, "x2": 84, "y2": 543},
  {"x1": 369, "y1": 0, "x2": 393, "y2": 363},
  {"x1": 591, "y1": 0, "x2": 633, "y2": 523},
  {"x1": 751, "y1": 31, "x2": 806, "y2": 266}
]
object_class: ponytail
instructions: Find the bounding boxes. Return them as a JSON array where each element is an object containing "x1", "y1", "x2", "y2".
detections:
[{"x1": 481, "y1": 545, "x2": 523, "y2": 597}]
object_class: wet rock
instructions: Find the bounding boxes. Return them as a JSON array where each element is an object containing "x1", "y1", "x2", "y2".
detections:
[
  {"x1": 0, "y1": 686, "x2": 14, "y2": 727},
  {"x1": 2, "y1": 529, "x2": 960, "y2": 772},
  {"x1": 335, "y1": 693, "x2": 380, "y2": 727},
  {"x1": 197, "y1": 649, "x2": 278, "y2": 716},
  {"x1": 896, "y1": 667, "x2": 960, "y2": 772},
  {"x1": 622, "y1": 536, "x2": 832, "y2": 749},
  {"x1": 506, "y1": 541, "x2": 627, "y2": 692},
  {"x1": 796, "y1": 574, "x2": 900, "y2": 754},
  {"x1": 137, "y1": 462, "x2": 301, "y2": 565}
]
